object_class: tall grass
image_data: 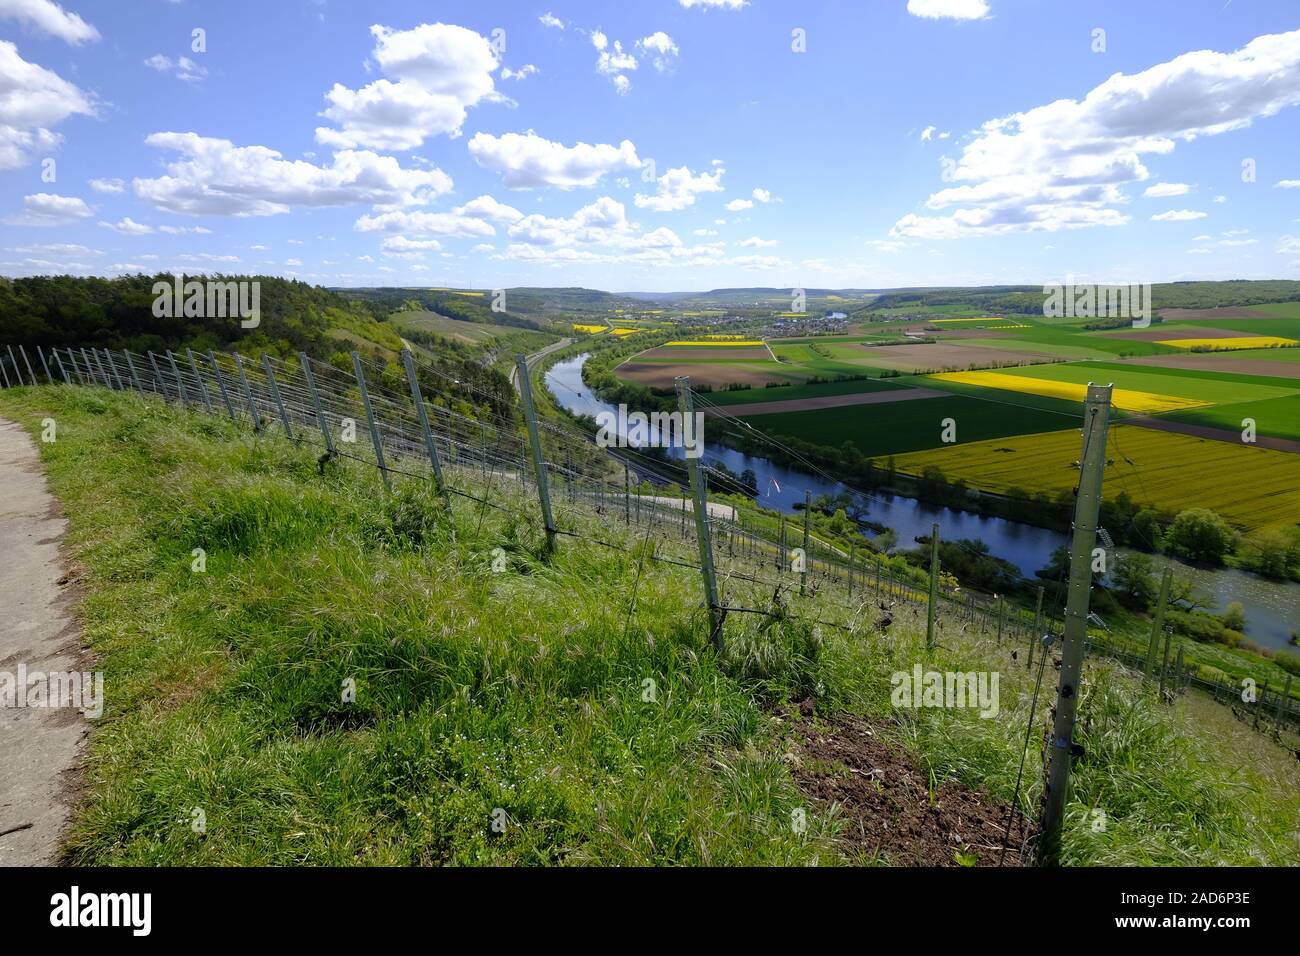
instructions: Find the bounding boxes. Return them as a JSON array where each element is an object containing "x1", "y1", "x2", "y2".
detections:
[{"x1": 1, "y1": 383, "x2": 1296, "y2": 866}]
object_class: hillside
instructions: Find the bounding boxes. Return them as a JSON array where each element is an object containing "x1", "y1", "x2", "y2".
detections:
[{"x1": 0, "y1": 381, "x2": 1295, "y2": 866}]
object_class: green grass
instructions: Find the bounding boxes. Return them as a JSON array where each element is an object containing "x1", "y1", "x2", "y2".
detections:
[
  {"x1": 741, "y1": 394, "x2": 1073, "y2": 457},
  {"x1": 1162, "y1": 394, "x2": 1300, "y2": 442},
  {"x1": 1001, "y1": 325, "x2": 1179, "y2": 358},
  {"x1": 1181, "y1": 318, "x2": 1300, "y2": 339},
  {"x1": 985, "y1": 361, "x2": 1298, "y2": 406},
  {"x1": 0, "y1": 383, "x2": 1296, "y2": 866},
  {"x1": 1080, "y1": 360, "x2": 1300, "y2": 391}
]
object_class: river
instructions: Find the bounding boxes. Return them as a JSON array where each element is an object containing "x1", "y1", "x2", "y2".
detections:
[{"x1": 546, "y1": 353, "x2": 1300, "y2": 649}]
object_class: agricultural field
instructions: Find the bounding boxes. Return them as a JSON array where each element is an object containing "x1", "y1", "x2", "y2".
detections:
[
  {"x1": 927, "y1": 362, "x2": 1300, "y2": 416},
  {"x1": 890, "y1": 426, "x2": 1300, "y2": 531},
  {"x1": 741, "y1": 393, "x2": 1071, "y2": 458}
]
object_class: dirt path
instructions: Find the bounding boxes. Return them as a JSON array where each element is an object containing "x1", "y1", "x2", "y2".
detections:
[
  {"x1": 1127, "y1": 416, "x2": 1300, "y2": 454},
  {"x1": 0, "y1": 417, "x2": 87, "y2": 865}
]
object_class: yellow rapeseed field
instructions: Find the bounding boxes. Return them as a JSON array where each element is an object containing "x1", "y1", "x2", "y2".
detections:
[
  {"x1": 572, "y1": 324, "x2": 608, "y2": 334},
  {"x1": 1157, "y1": 336, "x2": 1297, "y2": 350},
  {"x1": 892, "y1": 425, "x2": 1300, "y2": 531},
  {"x1": 929, "y1": 370, "x2": 1209, "y2": 414}
]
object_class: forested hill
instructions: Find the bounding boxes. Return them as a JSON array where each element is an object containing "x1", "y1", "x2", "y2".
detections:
[
  {"x1": 0, "y1": 273, "x2": 521, "y2": 422},
  {"x1": 868, "y1": 280, "x2": 1300, "y2": 315},
  {"x1": 0, "y1": 274, "x2": 401, "y2": 360}
]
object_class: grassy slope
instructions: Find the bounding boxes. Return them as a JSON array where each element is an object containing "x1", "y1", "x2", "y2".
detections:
[{"x1": 1, "y1": 384, "x2": 1296, "y2": 866}]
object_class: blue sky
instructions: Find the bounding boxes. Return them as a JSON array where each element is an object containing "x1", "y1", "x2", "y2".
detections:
[{"x1": 2, "y1": 0, "x2": 1299, "y2": 292}]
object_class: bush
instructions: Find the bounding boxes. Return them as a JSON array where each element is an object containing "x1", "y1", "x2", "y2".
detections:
[{"x1": 1166, "y1": 508, "x2": 1236, "y2": 565}]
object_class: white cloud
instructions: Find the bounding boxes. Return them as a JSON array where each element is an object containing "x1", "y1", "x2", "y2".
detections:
[
  {"x1": 866, "y1": 239, "x2": 908, "y2": 252},
  {"x1": 593, "y1": 30, "x2": 637, "y2": 92},
  {"x1": 693, "y1": 228, "x2": 717, "y2": 236},
  {"x1": 500, "y1": 64, "x2": 539, "y2": 81},
  {"x1": 471, "y1": 243, "x2": 494, "y2": 253},
  {"x1": 1151, "y1": 209, "x2": 1206, "y2": 221},
  {"x1": 316, "y1": 23, "x2": 500, "y2": 150},
  {"x1": 0, "y1": 40, "x2": 94, "y2": 171},
  {"x1": 634, "y1": 164, "x2": 725, "y2": 211},
  {"x1": 144, "y1": 54, "x2": 207, "y2": 82},
  {"x1": 920, "y1": 125, "x2": 936, "y2": 141},
  {"x1": 88, "y1": 177, "x2": 124, "y2": 193},
  {"x1": 724, "y1": 198, "x2": 753, "y2": 211},
  {"x1": 907, "y1": 0, "x2": 990, "y2": 20},
  {"x1": 1276, "y1": 179, "x2": 1300, "y2": 188},
  {"x1": 539, "y1": 12, "x2": 564, "y2": 30},
  {"x1": 381, "y1": 236, "x2": 441, "y2": 259},
  {"x1": 453, "y1": 194, "x2": 523, "y2": 222},
  {"x1": 738, "y1": 236, "x2": 777, "y2": 247},
  {"x1": 1213, "y1": 194, "x2": 1227, "y2": 203},
  {"x1": 98, "y1": 217, "x2": 152, "y2": 234},
  {"x1": 0, "y1": 0, "x2": 98, "y2": 44},
  {"x1": 678, "y1": 0, "x2": 747, "y2": 8},
  {"x1": 1142, "y1": 182, "x2": 1190, "y2": 197},
  {"x1": 637, "y1": 32, "x2": 679, "y2": 72},
  {"x1": 354, "y1": 209, "x2": 498, "y2": 238},
  {"x1": 751, "y1": 187, "x2": 776, "y2": 203},
  {"x1": 468, "y1": 131, "x2": 640, "y2": 188},
  {"x1": 135, "y1": 132, "x2": 453, "y2": 216},
  {"x1": 7, "y1": 192, "x2": 91, "y2": 225},
  {"x1": 11, "y1": 241, "x2": 98, "y2": 255},
  {"x1": 893, "y1": 29, "x2": 1300, "y2": 239},
  {"x1": 158, "y1": 224, "x2": 211, "y2": 235},
  {"x1": 1276, "y1": 235, "x2": 1300, "y2": 255}
]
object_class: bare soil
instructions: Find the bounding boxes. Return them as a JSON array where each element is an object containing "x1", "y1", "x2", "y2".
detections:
[
  {"x1": 1126, "y1": 353, "x2": 1300, "y2": 379},
  {"x1": 785, "y1": 708, "x2": 1027, "y2": 866},
  {"x1": 614, "y1": 361, "x2": 795, "y2": 389}
]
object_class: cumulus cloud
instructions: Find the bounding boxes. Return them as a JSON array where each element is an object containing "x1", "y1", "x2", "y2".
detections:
[
  {"x1": 0, "y1": 0, "x2": 98, "y2": 44},
  {"x1": 637, "y1": 32, "x2": 679, "y2": 72},
  {"x1": 539, "y1": 12, "x2": 564, "y2": 30},
  {"x1": 316, "y1": 23, "x2": 500, "y2": 150},
  {"x1": 593, "y1": 30, "x2": 637, "y2": 92},
  {"x1": 634, "y1": 164, "x2": 725, "y2": 211},
  {"x1": 724, "y1": 198, "x2": 753, "y2": 211},
  {"x1": 134, "y1": 132, "x2": 453, "y2": 216},
  {"x1": 6, "y1": 191, "x2": 92, "y2": 225},
  {"x1": 1276, "y1": 179, "x2": 1300, "y2": 189},
  {"x1": 893, "y1": 29, "x2": 1300, "y2": 239},
  {"x1": 678, "y1": 0, "x2": 747, "y2": 8},
  {"x1": 88, "y1": 177, "x2": 124, "y2": 193},
  {"x1": 468, "y1": 131, "x2": 640, "y2": 188},
  {"x1": 920, "y1": 125, "x2": 936, "y2": 141},
  {"x1": 738, "y1": 236, "x2": 777, "y2": 247},
  {"x1": 1150, "y1": 209, "x2": 1206, "y2": 221},
  {"x1": 0, "y1": 40, "x2": 95, "y2": 170},
  {"x1": 907, "y1": 0, "x2": 990, "y2": 20}
]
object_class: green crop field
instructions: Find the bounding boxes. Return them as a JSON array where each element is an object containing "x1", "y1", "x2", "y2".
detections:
[
  {"x1": 975, "y1": 361, "x2": 1299, "y2": 407},
  {"x1": 699, "y1": 376, "x2": 906, "y2": 405},
  {"x1": 741, "y1": 393, "x2": 1072, "y2": 458},
  {"x1": 1161, "y1": 394, "x2": 1300, "y2": 443}
]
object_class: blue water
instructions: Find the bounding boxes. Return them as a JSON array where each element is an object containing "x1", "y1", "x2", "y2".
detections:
[{"x1": 546, "y1": 353, "x2": 1300, "y2": 649}]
